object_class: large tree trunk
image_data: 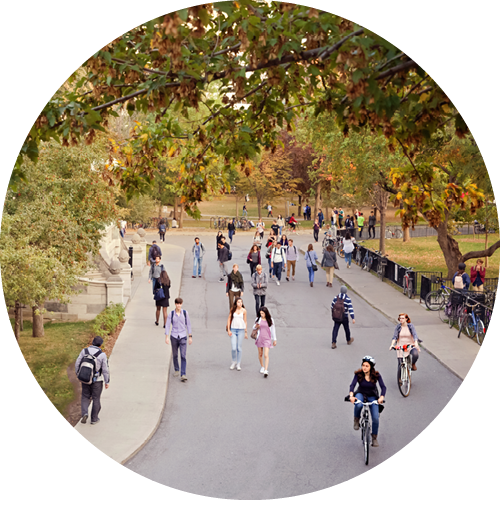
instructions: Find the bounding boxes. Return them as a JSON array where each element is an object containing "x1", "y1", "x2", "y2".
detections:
[
  {"x1": 173, "y1": 195, "x2": 179, "y2": 220},
  {"x1": 313, "y1": 181, "x2": 322, "y2": 220},
  {"x1": 256, "y1": 196, "x2": 263, "y2": 219},
  {"x1": 403, "y1": 226, "x2": 411, "y2": 242},
  {"x1": 435, "y1": 222, "x2": 463, "y2": 279},
  {"x1": 235, "y1": 194, "x2": 239, "y2": 218},
  {"x1": 32, "y1": 304, "x2": 45, "y2": 338},
  {"x1": 298, "y1": 194, "x2": 302, "y2": 207},
  {"x1": 179, "y1": 204, "x2": 184, "y2": 229},
  {"x1": 374, "y1": 186, "x2": 389, "y2": 255},
  {"x1": 14, "y1": 301, "x2": 21, "y2": 341}
]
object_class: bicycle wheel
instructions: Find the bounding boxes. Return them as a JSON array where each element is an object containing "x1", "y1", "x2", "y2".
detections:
[
  {"x1": 425, "y1": 290, "x2": 445, "y2": 311},
  {"x1": 457, "y1": 309, "x2": 468, "y2": 338},
  {"x1": 403, "y1": 279, "x2": 408, "y2": 296},
  {"x1": 397, "y1": 361, "x2": 411, "y2": 397},
  {"x1": 385, "y1": 228, "x2": 392, "y2": 239},
  {"x1": 378, "y1": 263, "x2": 384, "y2": 280},
  {"x1": 406, "y1": 279, "x2": 413, "y2": 299},
  {"x1": 362, "y1": 421, "x2": 370, "y2": 465},
  {"x1": 338, "y1": 248, "x2": 345, "y2": 259},
  {"x1": 476, "y1": 319, "x2": 485, "y2": 345},
  {"x1": 395, "y1": 228, "x2": 403, "y2": 239}
]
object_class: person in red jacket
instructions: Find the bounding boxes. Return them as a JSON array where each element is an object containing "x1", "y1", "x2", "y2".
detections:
[{"x1": 471, "y1": 259, "x2": 486, "y2": 292}]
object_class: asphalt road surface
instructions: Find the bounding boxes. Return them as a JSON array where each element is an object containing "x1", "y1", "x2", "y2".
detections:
[{"x1": 126, "y1": 234, "x2": 462, "y2": 499}]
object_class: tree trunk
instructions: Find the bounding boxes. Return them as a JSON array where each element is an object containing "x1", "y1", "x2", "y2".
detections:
[
  {"x1": 379, "y1": 207, "x2": 387, "y2": 255},
  {"x1": 435, "y1": 222, "x2": 463, "y2": 279},
  {"x1": 485, "y1": 230, "x2": 489, "y2": 267},
  {"x1": 173, "y1": 195, "x2": 179, "y2": 220},
  {"x1": 14, "y1": 301, "x2": 21, "y2": 341},
  {"x1": 257, "y1": 196, "x2": 263, "y2": 219},
  {"x1": 179, "y1": 203, "x2": 184, "y2": 229},
  {"x1": 235, "y1": 194, "x2": 239, "y2": 218},
  {"x1": 20, "y1": 304, "x2": 24, "y2": 331},
  {"x1": 298, "y1": 194, "x2": 302, "y2": 206},
  {"x1": 313, "y1": 181, "x2": 322, "y2": 220},
  {"x1": 403, "y1": 226, "x2": 411, "y2": 242},
  {"x1": 32, "y1": 304, "x2": 45, "y2": 338},
  {"x1": 285, "y1": 194, "x2": 289, "y2": 219}
]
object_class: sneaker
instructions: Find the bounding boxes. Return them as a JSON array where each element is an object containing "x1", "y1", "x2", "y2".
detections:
[
  {"x1": 198, "y1": 275, "x2": 202, "y2": 278},
  {"x1": 331, "y1": 343, "x2": 337, "y2": 349},
  {"x1": 219, "y1": 278, "x2": 224, "y2": 282},
  {"x1": 81, "y1": 414, "x2": 88, "y2": 424},
  {"x1": 192, "y1": 275, "x2": 196, "y2": 278},
  {"x1": 347, "y1": 338, "x2": 354, "y2": 345},
  {"x1": 292, "y1": 276, "x2": 295, "y2": 281},
  {"x1": 236, "y1": 364, "x2": 241, "y2": 371},
  {"x1": 181, "y1": 375, "x2": 188, "y2": 382},
  {"x1": 263, "y1": 370, "x2": 268, "y2": 378},
  {"x1": 260, "y1": 366, "x2": 265, "y2": 374},
  {"x1": 286, "y1": 277, "x2": 289, "y2": 281},
  {"x1": 91, "y1": 418, "x2": 100, "y2": 425},
  {"x1": 276, "y1": 281, "x2": 280, "y2": 286},
  {"x1": 412, "y1": 363, "x2": 417, "y2": 371},
  {"x1": 230, "y1": 362, "x2": 236, "y2": 370},
  {"x1": 174, "y1": 370, "x2": 180, "y2": 377}
]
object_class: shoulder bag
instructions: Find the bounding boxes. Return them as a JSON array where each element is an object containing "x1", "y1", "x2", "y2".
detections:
[{"x1": 308, "y1": 251, "x2": 318, "y2": 271}]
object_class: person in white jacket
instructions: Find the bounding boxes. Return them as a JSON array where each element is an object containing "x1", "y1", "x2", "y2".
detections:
[
  {"x1": 270, "y1": 241, "x2": 287, "y2": 285},
  {"x1": 252, "y1": 307, "x2": 277, "y2": 378}
]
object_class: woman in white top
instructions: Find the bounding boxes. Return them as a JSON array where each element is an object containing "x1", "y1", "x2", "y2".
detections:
[
  {"x1": 277, "y1": 215, "x2": 285, "y2": 237},
  {"x1": 227, "y1": 297, "x2": 248, "y2": 371},
  {"x1": 342, "y1": 232, "x2": 355, "y2": 268},
  {"x1": 252, "y1": 306, "x2": 277, "y2": 378}
]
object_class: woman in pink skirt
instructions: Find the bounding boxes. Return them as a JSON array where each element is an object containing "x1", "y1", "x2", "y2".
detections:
[{"x1": 252, "y1": 306, "x2": 277, "y2": 378}]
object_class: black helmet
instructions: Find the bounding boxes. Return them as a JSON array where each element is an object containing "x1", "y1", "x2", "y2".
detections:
[
  {"x1": 362, "y1": 355, "x2": 376, "y2": 367},
  {"x1": 458, "y1": 262, "x2": 466, "y2": 270}
]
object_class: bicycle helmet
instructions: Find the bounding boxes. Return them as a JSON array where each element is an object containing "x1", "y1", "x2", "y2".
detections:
[{"x1": 362, "y1": 355, "x2": 376, "y2": 367}]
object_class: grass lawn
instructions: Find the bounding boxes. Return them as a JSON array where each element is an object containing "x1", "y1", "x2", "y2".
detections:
[
  {"x1": 361, "y1": 234, "x2": 500, "y2": 277},
  {"x1": 14, "y1": 320, "x2": 94, "y2": 416}
]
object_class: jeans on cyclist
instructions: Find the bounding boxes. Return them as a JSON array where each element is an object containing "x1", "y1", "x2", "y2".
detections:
[
  {"x1": 398, "y1": 347, "x2": 419, "y2": 366},
  {"x1": 354, "y1": 393, "x2": 380, "y2": 435}
]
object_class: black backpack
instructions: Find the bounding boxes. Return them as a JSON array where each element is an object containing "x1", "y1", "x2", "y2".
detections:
[
  {"x1": 77, "y1": 348, "x2": 103, "y2": 384},
  {"x1": 151, "y1": 244, "x2": 160, "y2": 259},
  {"x1": 171, "y1": 309, "x2": 187, "y2": 326},
  {"x1": 331, "y1": 295, "x2": 345, "y2": 321}
]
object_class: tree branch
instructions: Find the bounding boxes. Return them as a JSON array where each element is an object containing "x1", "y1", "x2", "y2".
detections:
[
  {"x1": 462, "y1": 240, "x2": 500, "y2": 262},
  {"x1": 376, "y1": 60, "x2": 417, "y2": 80}
]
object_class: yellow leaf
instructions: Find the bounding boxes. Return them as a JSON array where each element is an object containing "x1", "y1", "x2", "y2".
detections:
[{"x1": 168, "y1": 146, "x2": 177, "y2": 157}]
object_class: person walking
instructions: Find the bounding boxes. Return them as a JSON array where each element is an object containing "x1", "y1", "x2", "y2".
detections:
[
  {"x1": 148, "y1": 240, "x2": 162, "y2": 266},
  {"x1": 338, "y1": 207, "x2": 344, "y2": 228},
  {"x1": 318, "y1": 209, "x2": 324, "y2": 228},
  {"x1": 285, "y1": 238, "x2": 298, "y2": 281},
  {"x1": 271, "y1": 219, "x2": 280, "y2": 237},
  {"x1": 158, "y1": 220, "x2": 167, "y2": 242},
  {"x1": 321, "y1": 244, "x2": 338, "y2": 287},
  {"x1": 218, "y1": 240, "x2": 231, "y2": 282},
  {"x1": 226, "y1": 264, "x2": 245, "y2": 310},
  {"x1": 471, "y1": 259, "x2": 486, "y2": 291},
  {"x1": 357, "y1": 212, "x2": 365, "y2": 238},
  {"x1": 154, "y1": 269, "x2": 171, "y2": 327},
  {"x1": 303, "y1": 204, "x2": 307, "y2": 220},
  {"x1": 192, "y1": 237, "x2": 205, "y2": 278},
  {"x1": 345, "y1": 215, "x2": 356, "y2": 238},
  {"x1": 75, "y1": 336, "x2": 110, "y2": 425},
  {"x1": 342, "y1": 233, "x2": 355, "y2": 268},
  {"x1": 148, "y1": 255, "x2": 165, "y2": 294},
  {"x1": 305, "y1": 243, "x2": 319, "y2": 287},
  {"x1": 247, "y1": 244, "x2": 261, "y2": 276},
  {"x1": 368, "y1": 211, "x2": 376, "y2": 239},
  {"x1": 252, "y1": 231, "x2": 262, "y2": 249},
  {"x1": 267, "y1": 204, "x2": 273, "y2": 217},
  {"x1": 270, "y1": 241, "x2": 287, "y2": 286},
  {"x1": 253, "y1": 306, "x2": 276, "y2": 378},
  {"x1": 348, "y1": 355, "x2": 386, "y2": 447},
  {"x1": 313, "y1": 219, "x2": 320, "y2": 242},
  {"x1": 306, "y1": 204, "x2": 311, "y2": 221},
  {"x1": 228, "y1": 218, "x2": 236, "y2": 243},
  {"x1": 227, "y1": 297, "x2": 248, "y2": 371},
  {"x1": 251, "y1": 264, "x2": 268, "y2": 317},
  {"x1": 265, "y1": 236, "x2": 276, "y2": 278},
  {"x1": 331, "y1": 285, "x2": 355, "y2": 348},
  {"x1": 279, "y1": 233, "x2": 288, "y2": 247},
  {"x1": 277, "y1": 215, "x2": 285, "y2": 237},
  {"x1": 256, "y1": 218, "x2": 265, "y2": 239},
  {"x1": 242, "y1": 204, "x2": 248, "y2": 217},
  {"x1": 165, "y1": 297, "x2": 193, "y2": 382}
]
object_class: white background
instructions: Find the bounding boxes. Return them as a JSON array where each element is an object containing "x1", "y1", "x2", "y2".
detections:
[{"x1": 1, "y1": 1, "x2": 498, "y2": 522}]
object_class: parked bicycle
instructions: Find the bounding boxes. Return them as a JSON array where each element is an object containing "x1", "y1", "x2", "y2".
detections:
[
  {"x1": 458, "y1": 296, "x2": 486, "y2": 345},
  {"x1": 425, "y1": 276, "x2": 452, "y2": 311},
  {"x1": 391, "y1": 345, "x2": 414, "y2": 397},
  {"x1": 385, "y1": 226, "x2": 403, "y2": 239},
  {"x1": 375, "y1": 251, "x2": 387, "y2": 280},
  {"x1": 402, "y1": 267, "x2": 415, "y2": 299},
  {"x1": 345, "y1": 398, "x2": 382, "y2": 465},
  {"x1": 439, "y1": 291, "x2": 466, "y2": 328}
]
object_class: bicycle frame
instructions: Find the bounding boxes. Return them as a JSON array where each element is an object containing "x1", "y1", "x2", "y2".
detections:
[
  {"x1": 352, "y1": 399, "x2": 380, "y2": 465},
  {"x1": 391, "y1": 345, "x2": 413, "y2": 397}
]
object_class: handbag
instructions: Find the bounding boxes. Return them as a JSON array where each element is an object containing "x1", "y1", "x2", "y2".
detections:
[
  {"x1": 308, "y1": 251, "x2": 318, "y2": 271},
  {"x1": 251, "y1": 323, "x2": 259, "y2": 340},
  {"x1": 154, "y1": 286, "x2": 165, "y2": 301}
]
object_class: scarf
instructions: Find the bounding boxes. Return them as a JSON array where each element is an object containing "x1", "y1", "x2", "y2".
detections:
[{"x1": 231, "y1": 270, "x2": 244, "y2": 287}]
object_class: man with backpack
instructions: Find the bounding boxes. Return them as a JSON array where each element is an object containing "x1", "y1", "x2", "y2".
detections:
[
  {"x1": 285, "y1": 239, "x2": 298, "y2": 281},
  {"x1": 270, "y1": 241, "x2": 287, "y2": 286},
  {"x1": 158, "y1": 220, "x2": 167, "y2": 242},
  {"x1": 148, "y1": 241, "x2": 162, "y2": 266},
  {"x1": 452, "y1": 262, "x2": 471, "y2": 291},
  {"x1": 165, "y1": 297, "x2": 193, "y2": 382},
  {"x1": 331, "y1": 285, "x2": 355, "y2": 349},
  {"x1": 75, "y1": 336, "x2": 110, "y2": 425}
]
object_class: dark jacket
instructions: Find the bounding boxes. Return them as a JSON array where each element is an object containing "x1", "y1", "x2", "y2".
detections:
[
  {"x1": 226, "y1": 271, "x2": 244, "y2": 293},
  {"x1": 321, "y1": 249, "x2": 337, "y2": 268},
  {"x1": 218, "y1": 245, "x2": 230, "y2": 263}
]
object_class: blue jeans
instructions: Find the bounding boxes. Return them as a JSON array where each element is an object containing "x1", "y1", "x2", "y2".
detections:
[
  {"x1": 193, "y1": 256, "x2": 203, "y2": 276},
  {"x1": 279, "y1": 226, "x2": 283, "y2": 237},
  {"x1": 268, "y1": 257, "x2": 274, "y2": 276},
  {"x1": 230, "y1": 328, "x2": 245, "y2": 365},
  {"x1": 345, "y1": 252, "x2": 352, "y2": 266},
  {"x1": 228, "y1": 229, "x2": 234, "y2": 242},
  {"x1": 171, "y1": 336, "x2": 187, "y2": 376},
  {"x1": 307, "y1": 266, "x2": 315, "y2": 282},
  {"x1": 354, "y1": 394, "x2": 380, "y2": 435}
]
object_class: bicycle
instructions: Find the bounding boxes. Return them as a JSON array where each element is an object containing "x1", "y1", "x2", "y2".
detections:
[
  {"x1": 458, "y1": 297, "x2": 486, "y2": 345},
  {"x1": 391, "y1": 344, "x2": 414, "y2": 397},
  {"x1": 355, "y1": 244, "x2": 363, "y2": 266},
  {"x1": 385, "y1": 226, "x2": 403, "y2": 239},
  {"x1": 210, "y1": 217, "x2": 217, "y2": 229},
  {"x1": 375, "y1": 251, "x2": 387, "y2": 280},
  {"x1": 345, "y1": 398, "x2": 382, "y2": 465},
  {"x1": 425, "y1": 276, "x2": 452, "y2": 311},
  {"x1": 402, "y1": 267, "x2": 415, "y2": 299},
  {"x1": 439, "y1": 291, "x2": 466, "y2": 328},
  {"x1": 361, "y1": 249, "x2": 373, "y2": 271}
]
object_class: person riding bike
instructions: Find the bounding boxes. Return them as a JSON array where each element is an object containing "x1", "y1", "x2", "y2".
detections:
[
  {"x1": 348, "y1": 355, "x2": 386, "y2": 447},
  {"x1": 390, "y1": 313, "x2": 420, "y2": 370}
]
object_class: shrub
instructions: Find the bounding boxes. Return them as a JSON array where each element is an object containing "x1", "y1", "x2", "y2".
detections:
[{"x1": 92, "y1": 302, "x2": 125, "y2": 349}]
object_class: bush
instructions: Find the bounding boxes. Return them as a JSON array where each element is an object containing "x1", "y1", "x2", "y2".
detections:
[{"x1": 92, "y1": 302, "x2": 125, "y2": 349}]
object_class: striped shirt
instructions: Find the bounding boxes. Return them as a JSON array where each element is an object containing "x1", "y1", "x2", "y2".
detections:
[{"x1": 331, "y1": 293, "x2": 355, "y2": 320}]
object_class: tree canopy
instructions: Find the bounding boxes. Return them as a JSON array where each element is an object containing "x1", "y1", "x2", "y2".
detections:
[{"x1": 17, "y1": 1, "x2": 467, "y2": 216}]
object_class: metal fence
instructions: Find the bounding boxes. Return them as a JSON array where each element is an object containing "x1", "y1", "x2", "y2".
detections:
[{"x1": 351, "y1": 222, "x2": 479, "y2": 240}]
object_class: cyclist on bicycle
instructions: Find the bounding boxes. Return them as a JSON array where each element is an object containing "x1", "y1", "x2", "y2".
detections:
[
  {"x1": 349, "y1": 356, "x2": 386, "y2": 447},
  {"x1": 390, "y1": 313, "x2": 420, "y2": 370}
]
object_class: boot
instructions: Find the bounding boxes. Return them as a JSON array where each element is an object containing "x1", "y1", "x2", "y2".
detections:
[
  {"x1": 353, "y1": 417, "x2": 360, "y2": 430},
  {"x1": 310, "y1": 282, "x2": 313, "y2": 287},
  {"x1": 347, "y1": 338, "x2": 354, "y2": 345},
  {"x1": 412, "y1": 363, "x2": 417, "y2": 371},
  {"x1": 371, "y1": 434, "x2": 379, "y2": 447},
  {"x1": 331, "y1": 342, "x2": 337, "y2": 349}
]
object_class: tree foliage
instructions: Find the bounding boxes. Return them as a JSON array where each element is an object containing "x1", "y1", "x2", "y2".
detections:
[{"x1": 17, "y1": 1, "x2": 467, "y2": 216}]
